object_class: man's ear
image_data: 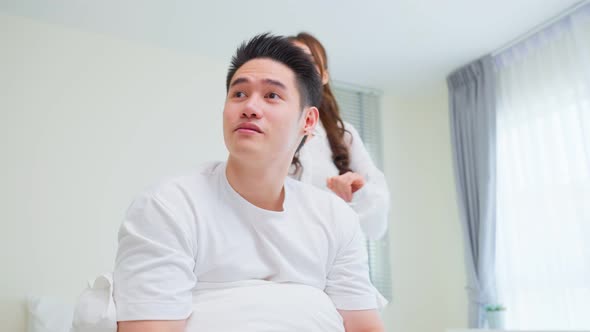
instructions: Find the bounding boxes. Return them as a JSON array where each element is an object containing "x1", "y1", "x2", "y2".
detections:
[
  {"x1": 302, "y1": 106, "x2": 319, "y2": 135},
  {"x1": 322, "y1": 70, "x2": 330, "y2": 85}
]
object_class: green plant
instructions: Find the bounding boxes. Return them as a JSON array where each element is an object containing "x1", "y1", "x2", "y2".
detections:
[{"x1": 485, "y1": 304, "x2": 506, "y2": 312}]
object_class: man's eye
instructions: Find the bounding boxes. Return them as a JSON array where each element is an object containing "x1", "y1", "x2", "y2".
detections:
[
  {"x1": 267, "y1": 92, "x2": 280, "y2": 99},
  {"x1": 234, "y1": 91, "x2": 246, "y2": 98}
]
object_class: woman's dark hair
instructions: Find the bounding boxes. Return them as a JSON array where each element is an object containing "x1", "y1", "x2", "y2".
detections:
[{"x1": 289, "y1": 32, "x2": 352, "y2": 175}]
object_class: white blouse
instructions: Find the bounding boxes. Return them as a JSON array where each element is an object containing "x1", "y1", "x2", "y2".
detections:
[{"x1": 292, "y1": 121, "x2": 390, "y2": 240}]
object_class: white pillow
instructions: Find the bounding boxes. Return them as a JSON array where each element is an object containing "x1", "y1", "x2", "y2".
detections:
[
  {"x1": 27, "y1": 295, "x2": 74, "y2": 332},
  {"x1": 70, "y1": 273, "x2": 117, "y2": 332}
]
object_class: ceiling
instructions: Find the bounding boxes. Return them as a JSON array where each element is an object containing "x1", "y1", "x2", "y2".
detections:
[{"x1": 0, "y1": 0, "x2": 582, "y2": 94}]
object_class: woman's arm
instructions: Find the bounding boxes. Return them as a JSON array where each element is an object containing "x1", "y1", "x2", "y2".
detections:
[{"x1": 345, "y1": 123, "x2": 391, "y2": 240}]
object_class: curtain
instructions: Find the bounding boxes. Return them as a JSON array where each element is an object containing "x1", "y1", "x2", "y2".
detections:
[
  {"x1": 494, "y1": 3, "x2": 590, "y2": 329},
  {"x1": 447, "y1": 56, "x2": 498, "y2": 327}
]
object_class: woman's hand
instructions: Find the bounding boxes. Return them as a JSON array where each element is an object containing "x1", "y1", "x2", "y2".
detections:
[{"x1": 326, "y1": 172, "x2": 365, "y2": 202}]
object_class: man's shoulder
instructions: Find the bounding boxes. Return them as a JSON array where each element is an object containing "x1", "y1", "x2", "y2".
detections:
[
  {"x1": 287, "y1": 179, "x2": 360, "y2": 244},
  {"x1": 286, "y1": 178, "x2": 356, "y2": 218},
  {"x1": 136, "y1": 161, "x2": 223, "y2": 206}
]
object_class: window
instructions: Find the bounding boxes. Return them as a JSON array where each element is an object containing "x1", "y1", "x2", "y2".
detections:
[
  {"x1": 333, "y1": 82, "x2": 393, "y2": 301},
  {"x1": 494, "y1": 7, "x2": 590, "y2": 329}
]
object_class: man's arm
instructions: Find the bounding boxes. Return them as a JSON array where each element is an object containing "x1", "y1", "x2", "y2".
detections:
[
  {"x1": 338, "y1": 310, "x2": 385, "y2": 332},
  {"x1": 114, "y1": 192, "x2": 196, "y2": 326},
  {"x1": 118, "y1": 320, "x2": 187, "y2": 332}
]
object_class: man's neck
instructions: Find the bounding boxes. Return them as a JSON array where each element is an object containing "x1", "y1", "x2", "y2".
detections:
[{"x1": 225, "y1": 156, "x2": 289, "y2": 211}]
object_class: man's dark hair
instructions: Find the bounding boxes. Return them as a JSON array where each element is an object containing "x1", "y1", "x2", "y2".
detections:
[{"x1": 226, "y1": 33, "x2": 322, "y2": 108}]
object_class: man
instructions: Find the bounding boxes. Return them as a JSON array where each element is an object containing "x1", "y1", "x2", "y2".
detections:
[{"x1": 114, "y1": 33, "x2": 385, "y2": 332}]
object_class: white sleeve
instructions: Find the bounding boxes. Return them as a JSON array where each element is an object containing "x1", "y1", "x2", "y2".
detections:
[
  {"x1": 113, "y1": 191, "x2": 197, "y2": 321},
  {"x1": 345, "y1": 123, "x2": 391, "y2": 240},
  {"x1": 324, "y1": 207, "x2": 385, "y2": 310}
]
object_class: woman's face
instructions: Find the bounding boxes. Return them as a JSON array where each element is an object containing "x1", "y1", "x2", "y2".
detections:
[{"x1": 292, "y1": 40, "x2": 329, "y2": 85}]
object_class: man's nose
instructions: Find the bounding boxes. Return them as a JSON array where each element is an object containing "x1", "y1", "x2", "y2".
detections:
[{"x1": 242, "y1": 96, "x2": 262, "y2": 118}]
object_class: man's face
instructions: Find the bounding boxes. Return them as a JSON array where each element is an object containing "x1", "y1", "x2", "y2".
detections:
[{"x1": 223, "y1": 58, "x2": 316, "y2": 165}]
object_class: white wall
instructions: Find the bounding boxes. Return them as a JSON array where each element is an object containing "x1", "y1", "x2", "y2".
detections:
[
  {"x1": 380, "y1": 85, "x2": 469, "y2": 331},
  {"x1": 0, "y1": 13, "x2": 228, "y2": 330}
]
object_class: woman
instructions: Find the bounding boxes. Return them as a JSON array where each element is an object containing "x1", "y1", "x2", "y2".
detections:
[{"x1": 289, "y1": 32, "x2": 390, "y2": 240}]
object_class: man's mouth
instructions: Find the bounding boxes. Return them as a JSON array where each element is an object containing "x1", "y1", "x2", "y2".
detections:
[{"x1": 235, "y1": 123, "x2": 263, "y2": 133}]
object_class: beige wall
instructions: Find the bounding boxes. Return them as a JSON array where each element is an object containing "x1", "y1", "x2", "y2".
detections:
[
  {"x1": 0, "y1": 13, "x2": 228, "y2": 330},
  {"x1": 380, "y1": 86, "x2": 468, "y2": 331},
  {"x1": 0, "y1": 12, "x2": 468, "y2": 332}
]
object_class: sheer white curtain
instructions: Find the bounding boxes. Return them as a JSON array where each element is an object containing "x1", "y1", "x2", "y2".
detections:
[{"x1": 494, "y1": 4, "x2": 590, "y2": 330}]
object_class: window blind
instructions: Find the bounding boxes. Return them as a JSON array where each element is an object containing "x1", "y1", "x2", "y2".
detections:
[{"x1": 333, "y1": 82, "x2": 393, "y2": 301}]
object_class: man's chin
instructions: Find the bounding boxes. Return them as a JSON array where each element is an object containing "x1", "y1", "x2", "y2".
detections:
[{"x1": 228, "y1": 145, "x2": 265, "y2": 161}]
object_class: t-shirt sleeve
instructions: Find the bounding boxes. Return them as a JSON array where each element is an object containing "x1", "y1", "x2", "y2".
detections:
[
  {"x1": 113, "y1": 191, "x2": 197, "y2": 321},
  {"x1": 324, "y1": 205, "x2": 386, "y2": 311}
]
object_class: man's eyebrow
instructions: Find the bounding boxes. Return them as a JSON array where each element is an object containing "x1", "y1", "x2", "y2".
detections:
[
  {"x1": 263, "y1": 79, "x2": 287, "y2": 90},
  {"x1": 229, "y1": 77, "x2": 287, "y2": 91},
  {"x1": 230, "y1": 77, "x2": 249, "y2": 88}
]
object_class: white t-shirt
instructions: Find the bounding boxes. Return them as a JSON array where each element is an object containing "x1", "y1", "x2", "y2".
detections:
[
  {"x1": 113, "y1": 161, "x2": 384, "y2": 322},
  {"x1": 293, "y1": 121, "x2": 390, "y2": 240}
]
